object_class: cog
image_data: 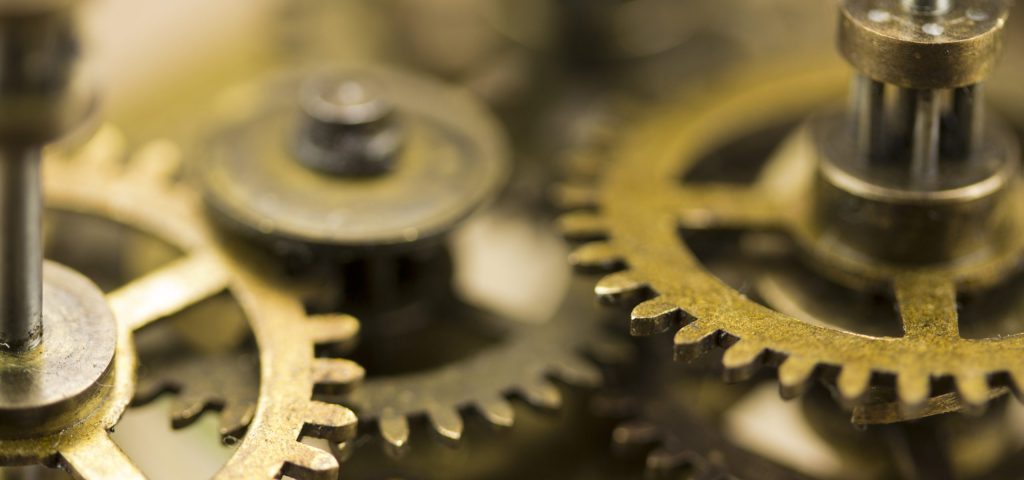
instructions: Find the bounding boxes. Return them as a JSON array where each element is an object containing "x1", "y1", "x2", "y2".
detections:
[
  {"x1": 132, "y1": 336, "x2": 259, "y2": 441},
  {"x1": 32, "y1": 125, "x2": 365, "y2": 479},
  {"x1": 610, "y1": 398, "x2": 806, "y2": 480},
  {"x1": 557, "y1": 61, "x2": 1024, "y2": 414},
  {"x1": 332, "y1": 273, "x2": 628, "y2": 453}
]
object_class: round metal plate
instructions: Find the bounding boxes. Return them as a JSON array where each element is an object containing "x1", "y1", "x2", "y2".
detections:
[
  {"x1": 198, "y1": 64, "x2": 509, "y2": 255},
  {"x1": 0, "y1": 261, "x2": 116, "y2": 437}
]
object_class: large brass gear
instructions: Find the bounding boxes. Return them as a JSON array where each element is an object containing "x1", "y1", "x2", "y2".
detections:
[
  {"x1": 23, "y1": 126, "x2": 365, "y2": 479},
  {"x1": 557, "y1": 59, "x2": 1024, "y2": 415}
]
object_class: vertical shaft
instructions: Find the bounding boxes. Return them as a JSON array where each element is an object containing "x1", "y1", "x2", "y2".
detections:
[
  {"x1": 0, "y1": 148, "x2": 42, "y2": 351},
  {"x1": 901, "y1": 0, "x2": 952, "y2": 14},
  {"x1": 953, "y1": 84, "x2": 983, "y2": 157},
  {"x1": 853, "y1": 75, "x2": 886, "y2": 163},
  {"x1": 911, "y1": 90, "x2": 941, "y2": 188}
]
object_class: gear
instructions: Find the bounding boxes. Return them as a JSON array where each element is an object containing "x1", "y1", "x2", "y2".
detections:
[
  {"x1": 556, "y1": 60, "x2": 1024, "y2": 415},
  {"x1": 332, "y1": 273, "x2": 628, "y2": 453},
  {"x1": 26, "y1": 125, "x2": 364, "y2": 479},
  {"x1": 610, "y1": 397, "x2": 806, "y2": 480},
  {"x1": 132, "y1": 335, "x2": 259, "y2": 441}
]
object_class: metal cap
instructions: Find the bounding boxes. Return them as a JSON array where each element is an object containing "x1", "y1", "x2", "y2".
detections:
[{"x1": 838, "y1": 0, "x2": 1011, "y2": 89}]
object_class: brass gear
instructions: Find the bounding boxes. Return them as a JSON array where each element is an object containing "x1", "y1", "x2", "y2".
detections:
[
  {"x1": 26, "y1": 126, "x2": 364, "y2": 479},
  {"x1": 557, "y1": 60, "x2": 1024, "y2": 415},
  {"x1": 333, "y1": 274, "x2": 627, "y2": 452}
]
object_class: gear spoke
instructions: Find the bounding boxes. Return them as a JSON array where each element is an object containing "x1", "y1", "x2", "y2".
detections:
[
  {"x1": 58, "y1": 432, "x2": 144, "y2": 480},
  {"x1": 893, "y1": 275, "x2": 959, "y2": 340},
  {"x1": 672, "y1": 184, "x2": 780, "y2": 230},
  {"x1": 107, "y1": 252, "x2": 230, "y2": 332}
]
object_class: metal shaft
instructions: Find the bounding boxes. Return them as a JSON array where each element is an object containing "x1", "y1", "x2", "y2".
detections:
[
  {"x1": 953, "y1": 84, "x2": 983, "y2": 156},
  {"x1": 0, "y1": 148, "x2": 42, "y2": 351},
  {"x1": 902, "y1": 0, "x2": 952, "y2": 14},
  {"x1": 853, "y1": 74, "x2": 885, "y2": 163},
  {"x1": 911, "y1": 89, "x2": 941, "y2": 188}
]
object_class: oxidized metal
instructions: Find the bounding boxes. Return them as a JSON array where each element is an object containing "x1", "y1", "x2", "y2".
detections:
[
  {"x1": 0, "y1": 126, "x2": 366, "y2": 479},
  {"x1": 0, "y1": 262, "x2": 117, "y2": 438},
  {"x1": 839, "y1": 0, "x2": 1011, "y2": 89},
  {"x1": 558, "y1": 61, "x2": 1024, "y2": 414},
  {"x1": 198, "y1": 63, "x2": 509, "y2": 257},
  {"x1": 333, "y1": 274, "x2": 625, "y2": 452}
]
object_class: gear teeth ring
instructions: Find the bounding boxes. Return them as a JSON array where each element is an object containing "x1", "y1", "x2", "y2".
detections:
[
  {"x1": 331, "y1": 277, "x2": 628, "y2": 453},
  {"x1": 558, "y1": 63, "x2": 1024, "y2": 417},
  {"x1": 43, "y1": 125, "x2": 365, "y2": 479}
]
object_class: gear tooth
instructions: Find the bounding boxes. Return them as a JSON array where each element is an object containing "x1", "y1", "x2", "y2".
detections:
[
  {"x1": 300, "y1": 401, "x2": 358, "y2": 443},
  {"x1": 426, "y1": 406, "x2": 464, "y2": 445},
  {"x1": 673, "y1": 322, "x2": 719, "y2": 362},
  {"x1": 646, "y1": 448, "x2": 704, "y2": 475},
  {"x1": 631, "y1": 298, "x2": 683, "y2": 336},
  {"x1": 475, "y1": 397, "x2": 515, "y2": 428},
  {"x1": 611, "y1": 420, "x2": 661, "y2": 451},
  {"x1": 170, "y1": 392, "x2": 213, "y2": 429},
  {"x1": 588, "y1": 337, "x2": 635, "y2": 364},
  {"x1": 1009, "y1": 370, "x2": 1024, "y2": 402},
  {"x1": 721, "y1": 340, "x2": 766, "y2": 382},
  {"x1": 218, "y1": 402, "x2": 255, "y2": 440},
  {"x1": 897, "y1": 372, "x2": 931, "y2": 412},
  {"x1": 332, "y1": 441, "x2": 355, "y2": 463},
  {"x1": 564, "y1": 150, "x2": 604, "y2": 179},
  {"x1": 378, "y1": 411, "x2": 411, "y2": 450},
  {"x1": 551, "y1": 183, "x2": 599, "y2": 211},
  {"x1": 279, "y1": 442, "x2": 339, "y2": 480},
  {"x1": 570, "y1": 241, "x2": 624, "y2": 272},
  {"x1": 306, "y1": 313, "x2": 360, "y2": 349},
  {"x1": 956, "y1": 373, "x2": 991, "y2": 411},
  {"x1": 74, "y1": 124, "x2": 127, "y2": 173},
  {"x1": 132, "y1": 374, "x2": 172, "y2": 406},
  {"x1": 552, "y1": 358, "x2": 603, "y2": 388},
  {"x1": 557, "y1": 211, "x2": 608, "y2": 241},
  {"x1": 521, "y1": 379, "x2": 563, "y2": 410},
  {"x1": 595, "y1": 270, "x2": 648, "y2": 305},
  {"x1": 837, "y1": 364, "x2": 873, "y2": 403},
  {"x1": 125, "y1": 139, "x2": 182, "y2": 186},
  {"x1": 311, "y1": 358, "x2": 365, "y2": 395},
  {"x1": 777, "y1": 356, "x2": 818, "y2": 399}
]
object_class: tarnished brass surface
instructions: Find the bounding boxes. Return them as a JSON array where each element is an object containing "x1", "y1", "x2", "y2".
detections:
[
  {"x1": 0, "y1": 126, "x2": 367, "y2": 478},
  {"x1": 558, "y1": 61, "x2": 1024, "y2": 414},
  {"x1": 791, "y1": 122, "x2": 1024, "y2": 285},
  {"x1": 198, "y1": 63, "x2": 509, "y2": 257},
  {"x1": 0, "y1": 262, "x2": 116, "y2": 438},
  {"x1": 838, "y1": 0, "x2": 1011, "y2": 88},
  {"x1": 2, "y1": 1, "x2": 1022, "y2": 478},
  {"x1": 335, "y1": 273, "x2": 622, "y2": 452},
  {"x1": 0, "y1": 2, "x2": 94, "y2": 144}
]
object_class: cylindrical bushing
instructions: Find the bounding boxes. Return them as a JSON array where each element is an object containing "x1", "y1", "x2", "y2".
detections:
[
  {"x1": 809, "y1": 118, "x2": 1021, "y2": 265},
  {"x1": 0, "y1": 0, "x2": 90, "y2": 143},
  {"x1": 838, "y1": 0, "x2": 1010, "y2": 89}
]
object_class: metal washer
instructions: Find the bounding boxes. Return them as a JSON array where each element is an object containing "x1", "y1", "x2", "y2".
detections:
[
  {"x1": 0, "y1": 261, "x2": 117, "y2": 438},
  {"x1": 198, "y1": 64, "x2": 509, "y2": 256}
]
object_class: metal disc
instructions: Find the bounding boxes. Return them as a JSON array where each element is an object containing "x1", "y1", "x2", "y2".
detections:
[
  {"x1": 198, "y1": 64, "x2": 509, "y2": 255},
  {"x1": 0, "y1": 261, "x2": 116, "y2": 437}
]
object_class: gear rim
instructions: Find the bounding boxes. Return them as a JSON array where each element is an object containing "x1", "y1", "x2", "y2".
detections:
[
  {"x1": 17, "y1": 126, "x2": 365, "y2": 479},
  {"x1": 559, "y1": 60, "x2": 1024, "y2": 414}
]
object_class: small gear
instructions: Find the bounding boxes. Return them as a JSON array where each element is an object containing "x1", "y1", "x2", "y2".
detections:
[
  {"x1": 132, "y1": 334, "x2": 259, "y2": 440},
  {"x1": 611, "y1": 399, "x2": 806, "y2": 480},
  {"x1": 557, "y1": 59, "x2": 1024, "y2": 414},
  {"x1": 31, "y1": 126, "x2": 365, "y2": 479},
  {"x1": 333, "y1": 274, "x2": 628, "y2": 452},
  {"x1": 187, "y1": 58, "x2": 629, "y2": 456}
]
